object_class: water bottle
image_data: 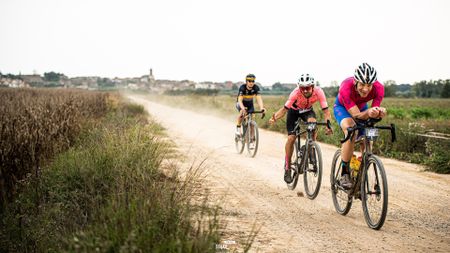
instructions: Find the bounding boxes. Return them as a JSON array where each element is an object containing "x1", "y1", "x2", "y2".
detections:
[{"x1": 350, "y1": 155, "x2": 361, "y2": 178}]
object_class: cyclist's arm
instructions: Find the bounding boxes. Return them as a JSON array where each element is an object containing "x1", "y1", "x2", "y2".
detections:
[
  {"x1": 255, "y1": 95, "x2": 264, "y2": 111},
  {"x1": 237, "y1": 96, "x2": 245, "y2": 111},
  {"x1": 348, "y1": 105, "x2": 379, "y2": 120},
  {"x1": 322, "y1": 107, "x2": 332, "y2": 123},
  {"x1": 272, "y1": 107, "x2": 288, "y2": 122}
]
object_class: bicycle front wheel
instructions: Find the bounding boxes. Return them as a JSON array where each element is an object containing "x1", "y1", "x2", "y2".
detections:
[
  {"x1": 303, "y1": 142, "x2": 323, "y2": 199},
  {"x1": 235, "y1": 125, "x2": 245, "y2": 154},
  {"x1": 330, "y1": 149, "x2": 353, "y2": 215},
  {"x1": 361, "y1": 155, "x2": 388, "y2": 230},
  {"x1": 287, "y1": 140, "x2": 302, "y2": 190},
  {"x1": 246, "y1": 121, "x2": 259, "y2": 157}
]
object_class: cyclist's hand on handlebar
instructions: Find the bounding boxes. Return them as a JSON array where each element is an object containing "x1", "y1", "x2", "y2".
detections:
[
  {"x1": 261, "y1": 108, "x2": 266, "y2": 113},
  {"x1": 325, "y1": 126, "x2": 333, "y2": 135},
  {"x1": 378, "y1": 107, "x2": 387, "y2": 118},
  {"x1": 368, "y1": 107, "x2": 380, "y2": 118}
]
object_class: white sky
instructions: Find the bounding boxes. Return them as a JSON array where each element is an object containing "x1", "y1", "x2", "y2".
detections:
[{"x1": 1, "y1": 0, "x2": 449, "y2": 86}]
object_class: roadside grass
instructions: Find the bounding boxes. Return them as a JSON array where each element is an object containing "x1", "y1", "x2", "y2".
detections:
[
  {"x1": 1, "y1": 93, "x2": 249, "y2": 252},
  {"x1": 142, "y1": 93, "x2": 450, "y2": 173}
]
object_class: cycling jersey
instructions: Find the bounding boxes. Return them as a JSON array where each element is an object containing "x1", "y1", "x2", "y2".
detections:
[
  {"x1": 237, "y1": 84, "x2": 260, "y2": 107},
  {"x1": 333, "y1": 77, "x2": 384, "y2": 126},
  {"x1": 337, "y1": 77, "x2": 384, "y2": 111},
  {"x1": 284, "y1": 86, "x2": 328, "y2": 113}
]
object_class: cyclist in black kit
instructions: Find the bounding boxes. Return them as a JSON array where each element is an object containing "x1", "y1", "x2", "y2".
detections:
[{"x1": 235, "y1": 74, "x2": 266, "y2": 148}]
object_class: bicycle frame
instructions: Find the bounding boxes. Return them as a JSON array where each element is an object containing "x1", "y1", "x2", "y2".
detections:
[
  {"x1": 292, "y1": 120, "x2": 331, "y2": 173},
  {"x1": 340, "y1": 118, "x2": 396, "y2": 198},
  {"x1": 240, "y1": 111, "x2": 265, "y2": 143},
  {"x1": 235, "y1": 110, "x2": 265, "y2": 157}
]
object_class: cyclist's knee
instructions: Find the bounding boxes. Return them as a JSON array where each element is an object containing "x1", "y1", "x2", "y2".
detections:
[
  {"x1": 340, "y1": 118, "x2": 355, "y2": 132},
  {"x1": 287, "y1": 135, "x2": 296, "y2": 143}
]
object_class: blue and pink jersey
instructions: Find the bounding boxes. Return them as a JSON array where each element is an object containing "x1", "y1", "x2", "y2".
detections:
[
  {"x1": 337, "y1": 77, "x2": 384, "y2": 111},
  {"x1": 333, "y1": 77, "x2": 385, "y2": 125},
  {"x1": 284, "y1": 86, "x2": 328, "y2": 111}
]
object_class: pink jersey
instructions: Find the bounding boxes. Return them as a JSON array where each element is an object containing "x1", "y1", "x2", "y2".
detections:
[
  {"x1": 284, "y1": 86, "x2": 328, "y2": 111},
  {"x1": 338, "y1": 77, "x2": 384, "y2": 110}
]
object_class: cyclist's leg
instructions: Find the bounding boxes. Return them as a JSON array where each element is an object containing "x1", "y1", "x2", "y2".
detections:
[
  {"x1": 301, "y1": 110, "x2": 318, "y2": 163},
  {"x1": 236, "y1": 102, "x2": 243, "y2": 127},
  {"x1": 357, "y1": 104, "x2": 369, "y2": 156},
  {"x1": 301, "y1": 109, "x2": 317, "y2": 140},
  {"x1": 246, "y1": 104, "x2": 255, "y2": 141},
  {"x1": 334, "y1": 98, "x2": 356, "y2": 188},
  {"x1": 283, "y1": 109, "x2": 299, "y2": 183},
  {"x1": 285, "y1": 109, "x2": 299, "y2": 169}
]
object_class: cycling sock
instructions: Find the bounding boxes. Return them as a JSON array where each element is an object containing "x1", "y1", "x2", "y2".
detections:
[
  {"x1": 285, "y1": 155, "x2": 290, "y2": 171},
  {"x1": 341, "y1": 161, "x2": 350, "y2": 175}
]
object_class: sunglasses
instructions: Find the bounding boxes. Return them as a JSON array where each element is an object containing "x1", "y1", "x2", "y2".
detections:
[
  {"x1": 247, "y1": 80, "x2": 255, "y2": 83},
  {"x1": 300, "y1": 86, "x2": 313, "y2": 91}
]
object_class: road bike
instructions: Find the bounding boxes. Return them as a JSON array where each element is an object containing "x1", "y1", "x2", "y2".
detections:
[
  {"x1": 235, "y1": 110, "x2": 265, "y2": 157},
  {"x1": 286, "y1": 119, "x2": 331, "y2": 199},
  {"x1": 330, "y1": 118, "x2": 396, "y2": 229}
]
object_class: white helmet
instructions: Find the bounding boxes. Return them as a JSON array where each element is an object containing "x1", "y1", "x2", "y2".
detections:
[
  {"x1": 354, "y1": 63, "x2": 377, "y2": 84},
  {"x1": 297, "y1": 73, "x2": 315, "y2": 88}
]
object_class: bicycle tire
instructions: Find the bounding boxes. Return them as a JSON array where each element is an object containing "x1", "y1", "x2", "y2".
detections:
[
  {"x1": 247, "y1": 121, "x2": 259, "y2": 157},
  {"x1": 287, "y1": 140, "x2": 301, "y2": 190},
  {"x1": 303, "y1": 142, "x2": 323, "y2": 199},
  {"x1": 361, "y1": 155, "x2": 388, "y2": 230},
  {"x1": 330, "y1": 149, "x2": 353, "y2": 215},
  {"x1": 235, "y1": 124, "x2": 246, "y2": 154}
]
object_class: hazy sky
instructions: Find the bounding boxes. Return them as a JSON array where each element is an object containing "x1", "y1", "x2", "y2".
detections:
[{"x1": 1, "y1": 0, "x2": 449, "y2": 86}]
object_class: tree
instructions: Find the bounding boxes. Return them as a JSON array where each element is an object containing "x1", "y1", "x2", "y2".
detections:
[
  {"x1": 383, "y1": 80, "x2": 397, "y2": 97},
  {"x1": 44, "y1": 71, "x2": 63, "y2": 82},
  {"x1": 442, "y1": 81, "x2": 450, "y2": 98}
]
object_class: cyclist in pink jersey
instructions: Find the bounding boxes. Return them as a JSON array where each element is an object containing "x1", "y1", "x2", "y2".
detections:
[
  {"x1": 333, "y1": 63, "x2": 387, "y2": 189},
  {"x1": 269, "y1": 74, "x2": 333, "y2": 183}
]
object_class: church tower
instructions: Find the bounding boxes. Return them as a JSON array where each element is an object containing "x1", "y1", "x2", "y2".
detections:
[{"x1": 148, "y1": 68, "x2": 155, "y2": 88}]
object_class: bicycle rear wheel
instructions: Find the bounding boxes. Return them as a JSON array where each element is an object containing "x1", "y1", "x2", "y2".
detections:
[
  {"x1": 287, "y1": 140, "x2": 302, "y2": 190},
  {"x1": 247, "y1": 121, "x2": 259, "y2": 157},
  {"x1": 303, "y1": 142, "x2": 322, "y2": 199},
  {"x1": 361, "y1": 155, "x2": 388, "y2": 230},
  {"x1": 235, "y1": 125, "x2": 245, "y2": 154},
  {"x1": 330, "y1": 149, "x2": 353, "y2": 215}
]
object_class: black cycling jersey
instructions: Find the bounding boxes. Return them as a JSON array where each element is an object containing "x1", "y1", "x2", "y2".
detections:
[{"x1": 236, "y1": 84, "x2": 260, "y2": 106}]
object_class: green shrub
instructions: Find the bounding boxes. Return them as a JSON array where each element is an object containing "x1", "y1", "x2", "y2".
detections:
[
  {"x1": 425, "y1": 138, "x2": 450, "y2": 173},
  {"x1": 388, "y1": 108, "x2": 406, "y2": 119},
  {"x1": 411, "y1": 107, "x2": 433, "y2": 119}
]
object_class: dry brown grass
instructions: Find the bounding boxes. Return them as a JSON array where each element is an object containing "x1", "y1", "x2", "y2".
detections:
[{"x1": 0, "y1": 88, "x2": 109, "y2": 209}]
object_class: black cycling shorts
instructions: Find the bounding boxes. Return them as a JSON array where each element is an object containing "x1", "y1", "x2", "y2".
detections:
[
  {"x1": 286, "y1": 108, "x2": 316, "y2": 135},
  {"x1": 235, "y1": 102, "x2": 255, "y2": 113}
]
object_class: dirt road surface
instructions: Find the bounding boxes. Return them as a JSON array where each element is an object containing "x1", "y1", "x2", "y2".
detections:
[{"x1": 128, "y1": 95, "x2": 450, "y2": 253}]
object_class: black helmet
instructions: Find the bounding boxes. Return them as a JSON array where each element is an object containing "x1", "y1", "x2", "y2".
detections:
[{"x1": 246, "y1": 74, "x2": 256, "y2": 81}]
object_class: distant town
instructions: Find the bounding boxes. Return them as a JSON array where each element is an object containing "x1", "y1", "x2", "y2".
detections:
[
  {"x1": 1, "y1": 69, "x2": 449, "y2": 98},
  {"x1": 0, "y1": 69, "x2": 294, "y2": 92}
]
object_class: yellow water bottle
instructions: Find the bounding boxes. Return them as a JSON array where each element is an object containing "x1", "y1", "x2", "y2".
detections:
[{"x1": 350, "y1": 155, "x2": 361, "y2": 178}]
